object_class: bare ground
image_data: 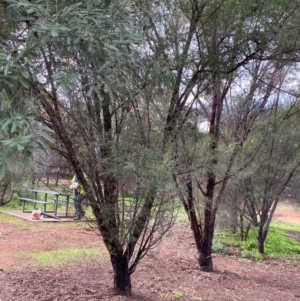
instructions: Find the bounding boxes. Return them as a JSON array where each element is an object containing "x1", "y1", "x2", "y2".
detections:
[{"x1": 0, "y1": 207, "x2": 300, "y2": 301}]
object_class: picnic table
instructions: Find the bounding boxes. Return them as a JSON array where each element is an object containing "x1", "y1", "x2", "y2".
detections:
[{"x1": 19, "y1": 189, "x2": 73, "y2": 218}]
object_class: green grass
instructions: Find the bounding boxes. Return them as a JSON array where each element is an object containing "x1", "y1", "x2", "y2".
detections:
[
  {"x1": 3, "y1": 193, "x2": 300, "y2": 263},
  {"x1": 212, "y1": 239, "x2": 228, "y2": 254},
  {"x1": 176, "y1": 206, "x2": 189, "y2": 223},
  {"x1": 214, "y1": 219, "x2": 300, "y2": 260},
  {"x1": 262, "y1": 227, "x2": 300, "y2": 258},
  {"x1": 272, "y1": 220, "x2": 300, "y2": 232},
  {"x1": 0, "y1": 211, "x2": 32, "y2": 230},
  {"x1": 0, "y1": 210, "x2": 107, "y2": 270},
  {"x1": 160, "y1": 289, "x2": 185, "y2": 299},
  {"x1": 1, "y1": 198, "x2": 23, "y2": 209},
  {"x1": 15, "y1": 248, "x2": 108, "y2": 267}
]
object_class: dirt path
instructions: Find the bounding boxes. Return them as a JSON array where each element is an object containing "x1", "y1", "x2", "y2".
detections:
[
  {"x1": 273, "y1": 206, "x2": 300, "y2": 222},
  {"x1": 0, "y1": 206, "x2": 299, "y2": 301}
]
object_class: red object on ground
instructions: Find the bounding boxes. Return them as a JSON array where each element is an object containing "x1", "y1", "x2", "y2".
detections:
[{"x1": 32, "y1": 209, "x2": 42, "y2": 220}]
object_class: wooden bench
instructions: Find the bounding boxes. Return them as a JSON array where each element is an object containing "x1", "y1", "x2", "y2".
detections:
[{"x1": 19, "y1": 197, "x2": 53, "y2": 213}]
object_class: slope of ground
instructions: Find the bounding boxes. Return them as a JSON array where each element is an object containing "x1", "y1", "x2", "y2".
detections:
[{"x1": 0, "y1": 206, "x2": 299, "y2": 301}]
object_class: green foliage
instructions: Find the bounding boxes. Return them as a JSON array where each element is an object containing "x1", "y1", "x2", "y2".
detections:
[
  {"x1": 241, "y1": 239, "x2": 257, "y2": 251},
  {"x1": 1, "y1": 198, "x2": 21, "y2": 209},
  {"x1": 215, "y1": 221, "x2": 300, "y2": 259},
  {"x1": 0, "y1": 0, "x2": 139, "y2": 181},
  {"x1": 263, "y1": 227, "x2": 300, "y2": 257},
  {"x1": 212, "y1": 239, "x2": 227, "y2": 254},
  {"x1": 214, "y1": 230, "x2": 241, "y2": 247},
  {"x1": 3, "y1": 0, "x2": 300, "y2": 291},
  {"x1": 272, "y1": 220, "x2": 300, "y2": 232},
  {"x1": 175, "y1": 205, "x2": 189, "y2": 223},
  {"x1": 0, "y1": 91, "x2": 54, "y2": 179},
  {"x1": 241, "y1": 250, "x2": 264, "y2": 261}
]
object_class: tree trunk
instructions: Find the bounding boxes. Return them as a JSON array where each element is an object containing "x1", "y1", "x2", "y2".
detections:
[
  {"x1": 111, "y1": 254, "x2": 132, "y2": 296},
  {"x1": 229, "y1": 192, "x2": 238, "y2": 233},
  {"x1": 246, "y1": 197, "x2": 259, "y2": 227},
  {"x1": 197, "y1": 69, "x2": 222, "y2": 272},
  {"x1": 257, "y1": 235, "x2": 265, "y2": 254},
  {"x1": 199, "y1": 200, "x2": 215, "y2": 272},
  {"x1": 46, "y1": 171, "x2": 50, "y2": 185},
  {"x1": 257, "y1": 208, "x2": 268, "y2": 254},
  {"x1": 257, "y1": 219, "x2": 267, "y2": 254},
  {"x1": 199, "y1": 237, "x2": 213, "y2": 272},
  {"x1": 55, "y1": 167, "x2": 60, "y2": 187},
  {"x1": 244, "y1": 178, "x2": 259, "y2": 226}
]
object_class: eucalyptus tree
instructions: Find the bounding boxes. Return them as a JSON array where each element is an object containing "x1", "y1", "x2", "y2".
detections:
[
  {"x1": 0, "y1": 2, "x2": 53, "y2": 178},
  {"x1": 0, "y1": 152, "x2": 34, "y2": 206},
  {"x1": 1, "y1": 0, "x2": 181, "y2": 295},
  {"x1": 236, "y1": 97, "x2": 300, "y2": 254},
  {"x1": 153, "y1": 0, "x2": 300, "y2": 271},
  {"x1": 215, "y1": 63, "x2": 300, "y2": 240},
  {"x1": 3, "y1": 0, "x2": 300, "y2": 290}
]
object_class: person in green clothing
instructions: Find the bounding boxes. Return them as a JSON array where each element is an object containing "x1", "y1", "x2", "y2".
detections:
[{"x1": 70, "y1": 174, "x2": 85, "y2": 220}]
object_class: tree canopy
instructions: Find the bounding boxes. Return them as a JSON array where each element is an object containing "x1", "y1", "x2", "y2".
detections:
[{"x1": 2, "y1": 0, "x2": 300, "y2": 295}]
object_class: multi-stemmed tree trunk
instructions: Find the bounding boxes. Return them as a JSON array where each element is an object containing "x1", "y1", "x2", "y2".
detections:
[
  {"x1": 3, "y1": 0, "x2": 300, "y2": 291},
  {"x1": 173, "y1": 59, "x2": 300, "y2": 271},
  {"x1": 40, "y1": 87, "x2": 176, "y2": 294},
  {"x1": 2, "y1": 0, "x2": 180, "y2": 295},
  {"x1": 244, "y1": 101, "x2": 300, "y2": 254},
  {"x1": 142, "y1": 0, "x2": 300, "y2": 272}
]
